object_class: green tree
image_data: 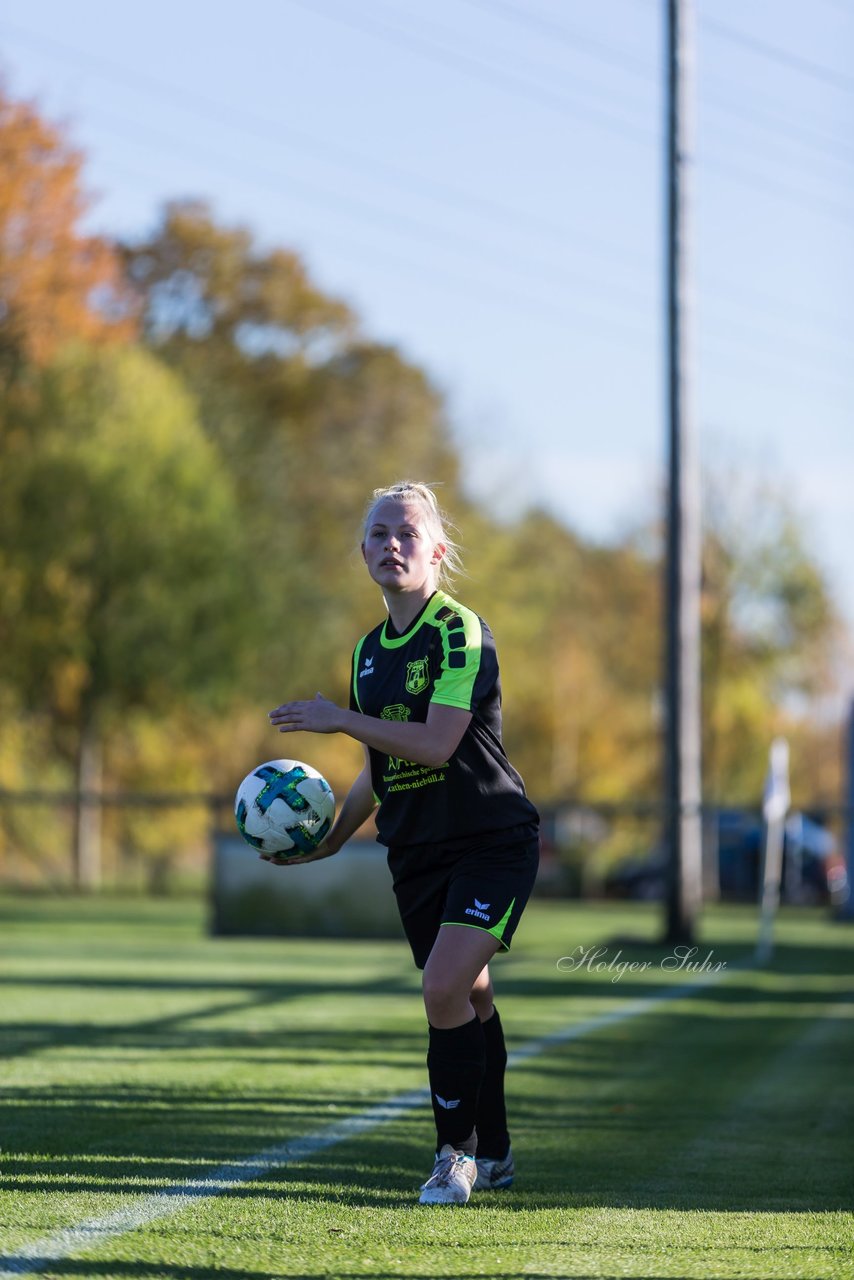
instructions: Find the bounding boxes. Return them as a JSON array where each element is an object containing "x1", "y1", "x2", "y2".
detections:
[
  {"x1": 123, "y1": 202, "x2": 462, "y2": 702},
  {"x1": 700, "y1": 469, "x2": 840, "y2": 802},
  {"x1": 0, "y1": 343, "x2": 250, "y2": 886},
  {"x1": 460, "y1": 505, "x2": 660, "y2": 805}
]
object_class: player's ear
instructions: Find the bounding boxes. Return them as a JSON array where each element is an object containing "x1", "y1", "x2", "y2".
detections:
[
  {"x1": 431, "y1": 542, "x2": 447, "y2": 564},
  {"x1": 360, "y1": 541, "x2": 367, "y2": 562}
]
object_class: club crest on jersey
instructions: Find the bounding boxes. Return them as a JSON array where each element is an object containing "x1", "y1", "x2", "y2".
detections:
[
  {"x1": 381, "y1": 704, "x2": 411, "y2": 722},
  {"x1": 380, "y1": 703, "x2": 414, "y2": 771},
  {"x1": 405, "y1": 657, "x2": 430, "y2": 695}
]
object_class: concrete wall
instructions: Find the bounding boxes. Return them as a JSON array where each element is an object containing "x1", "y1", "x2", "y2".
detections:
[{"x1": 210, "y1": 836, "x2": 405, "y2": 939}]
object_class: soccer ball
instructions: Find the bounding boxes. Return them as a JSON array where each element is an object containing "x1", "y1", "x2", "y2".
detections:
[{"x1": 234, "y1": 759, "x2": 335, "y2": 857}]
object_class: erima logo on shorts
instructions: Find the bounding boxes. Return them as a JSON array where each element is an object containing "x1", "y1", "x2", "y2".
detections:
[
  {"x1": 435, "y1": 1095, "x2": 460, "y2": 1109},
  {"x1": 359, "y1": 655, "x2": 374, "y2": 678},
  {"x1": 464, "y1": 898, "x2": 491, "y2": 922}
]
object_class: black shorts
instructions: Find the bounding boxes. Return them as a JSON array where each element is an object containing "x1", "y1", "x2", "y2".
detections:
[{"x1": 387, "y1": 823, "x2": 540, "y2": 969}]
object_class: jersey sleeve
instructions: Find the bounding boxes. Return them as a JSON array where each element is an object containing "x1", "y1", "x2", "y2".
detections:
[
  {"x1": 349, "y1": 636, "x2": 367, "y2": 713},
  {"x1": 430, "y1": 609, "x2": 495, "y2": 711}
]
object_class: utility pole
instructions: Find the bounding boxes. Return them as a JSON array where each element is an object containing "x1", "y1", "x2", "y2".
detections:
[
  {"x1": 663, "y1": 0, "x2": 703, "y2": 944},
  {"x1": 837, "y1": 698, "x2": 854, "y2": 922}
]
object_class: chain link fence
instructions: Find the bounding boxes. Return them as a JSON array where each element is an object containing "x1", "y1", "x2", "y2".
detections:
[
  {"x1": 0, "y1": 789, "x2": 234, "y2": 894},
  {"x1": 0, "y1": 789, "x2": 847, "y2": 908}
]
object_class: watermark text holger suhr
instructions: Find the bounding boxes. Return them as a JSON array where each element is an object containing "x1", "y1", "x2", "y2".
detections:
[{"x1": 556, "y1": 945, "x2": 726, "y2": 982}]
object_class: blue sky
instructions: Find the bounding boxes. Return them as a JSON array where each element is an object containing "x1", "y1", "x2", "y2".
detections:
[{"x1": 2, "y1": 0, "x2": 852, "y2": 623}]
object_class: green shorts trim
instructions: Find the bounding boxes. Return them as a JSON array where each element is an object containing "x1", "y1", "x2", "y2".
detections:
[{"x1": 388, "y1": 827, "x2": 539, "y2": 969}]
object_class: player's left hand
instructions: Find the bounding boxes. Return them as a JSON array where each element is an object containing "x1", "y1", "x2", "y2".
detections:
[{"x1": 268, "y1": 692, "x2": 342, "y2": 735}]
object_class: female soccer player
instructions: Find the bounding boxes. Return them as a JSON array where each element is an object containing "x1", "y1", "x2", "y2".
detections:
[{"x1": 267, "y1": 481, "x2": 539, "y2": 1205}]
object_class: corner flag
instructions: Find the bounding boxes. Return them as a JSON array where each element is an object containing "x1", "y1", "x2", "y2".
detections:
[{"x1": 756, "y1": 738, "x2": 791, "y2": 964}]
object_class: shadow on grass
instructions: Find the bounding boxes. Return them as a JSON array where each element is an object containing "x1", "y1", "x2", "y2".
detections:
[
  {"x1": 1, "y1": 1073, "x2": 851, "y2": 1214},
  {"x1": 0, "y1": 969, "x2": 420, "y2": 1060},
  {"x1": 3, "y1": 931, "x2": 850, "y2": 1064},
  {"x1": 1, "y1": 914, "x2": 851, "y2": 1226}
]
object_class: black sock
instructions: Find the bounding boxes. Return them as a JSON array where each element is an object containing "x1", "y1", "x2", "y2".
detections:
[
  {"x1": 474, "y1": 1006, "x2": 510, "y2": 1159},
  {"x1": 427, "y1": 1015, "x2": 486, "y2": 1156}
]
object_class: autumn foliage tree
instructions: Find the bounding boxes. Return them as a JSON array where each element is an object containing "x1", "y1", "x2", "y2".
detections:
[
  {"x1": 0, "y1": 87, "x2": 847, "y2": 895},
  {"x1": 123, "y1": 202, "x2": 463, "y2": 712},
  {"x1": 0, "y1": 85, "x2": 135, "y2": 374}
]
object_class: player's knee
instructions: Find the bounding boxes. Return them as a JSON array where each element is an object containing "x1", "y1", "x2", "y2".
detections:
[{"x1": 422, "y1": 970, "x2": 467, "y2": 1023}]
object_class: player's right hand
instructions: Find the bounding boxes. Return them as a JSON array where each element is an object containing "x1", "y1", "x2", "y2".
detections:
[{"x1": 260, "y1": 839, "x2": 339, "y2": 867}]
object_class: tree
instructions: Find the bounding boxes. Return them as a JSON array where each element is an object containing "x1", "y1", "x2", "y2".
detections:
[
  {"x1": 0, "y1": 344, "x2": 250, "y2": 886},
  {"x1": 461, "y1": 506, "x2": 660, "y2": 804},
  {"x1": 122, "y1": 199, "x2": 352, "y2": 369},
  {"x1": 700, "y1": 469, "x2": 840, "y2": 803},
  {"x1": 0, "y1": 85, "x2": 135, "y2": 374},
  {"x1": 122, "y1": 203, "x2": 463, "y2": 701}
]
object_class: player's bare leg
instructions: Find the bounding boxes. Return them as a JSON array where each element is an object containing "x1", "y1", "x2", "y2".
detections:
[
  {"x1": 469, "y1": 963, "x2": 495, "y2": 1022},
  {"x1": 422, "y1": 925, "x2": 500, "y2": 1029}
]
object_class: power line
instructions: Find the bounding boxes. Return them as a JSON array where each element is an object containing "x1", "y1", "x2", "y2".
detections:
[
  {"x1": 699, "y1": 314, "x2": 853, "y2": 388},
  {"x1": 698, "y1": 271, "x2": 852, "y2": 334},
  {"x1": 459, "y1": 0, "x2": 854, "y2": 172},
  {"x1": 697, "y1": 333, "x2": 853, "y2": 409},
  {"x1": 458, "y1": 0, "x2": 657, "y2": 81},
  {"x1": 2, "y1": 11, "x2": 850, "y2": 394},
  {"x1": 90, "y1": 139, "x2": 853, "y2": 406},
  {"x1": 80, "y1": 88, "x2": 853, "y2": 363},
  {"x1": 699, "y1": 149, "x2": 854, "y2": 227},
  {"x1": 814, "y1": 0, "x2": 854, "y2": 15},
  {"x1": 0, "y1": 18, "x2": 651, "y2": 273},
  {"x1": 5, "y1": 12, "x2": 851, "y2": 236},
  {"x1": 700, "y1": 13, "x2": 854, "y2": 95},
  {"x1": 699, "y1": 286, "x2": 853, "y2": 354},
  {"x1": 283, "y1": 0, "x2": 661, "y2": 146},
  {"x1": 70, "y1": 79, "x2": 853, "y2": 364},
  {"x1": 462, "y1": 0, "x2": 854, "y2": 177},
  {"x1": 86, "y1": 103, "x2": 657, "y2": 312},
  {"x1": 94, "y1": 154, "x2": 654, "y2": 349},
  {"x1": 700, "y1": 61, "x2": 854, "y2": 155},
  {"x1": 288, "y1": 2, "x2": 854, "y2": 225},
  {"x1": 0, "y1": 40, "x2": 660, "y2": 314},
  {"x1": 699, "y1": 82, "x2": 854, "y2": 170},
  {"x1": 93, "y1": 157, "x2": 854, "y2": 409}
]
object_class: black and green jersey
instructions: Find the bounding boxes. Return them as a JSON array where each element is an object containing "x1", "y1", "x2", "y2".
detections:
[{"x1": 349, "y1": 589, "x2": 538, "y2": 848}]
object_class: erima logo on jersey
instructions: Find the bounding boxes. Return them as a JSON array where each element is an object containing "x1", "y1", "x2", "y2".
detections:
[
  {"x1": 464, "y1": 898, "x2": 491, "y2": 922},
  {"x1": 359, "y1": 656, "x2": 374, "y2": 678},
  {"x1": 435, "y1": 1095, "x2": 460, "y2": 1109}
]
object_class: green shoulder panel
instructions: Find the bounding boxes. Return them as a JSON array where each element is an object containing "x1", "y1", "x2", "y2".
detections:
[
  {"x1": 428, "y1": 592, "x2": 483, "y2": 711},
  {"x1": 351, "y1": 634, "x2": 368, "y2": 712}
]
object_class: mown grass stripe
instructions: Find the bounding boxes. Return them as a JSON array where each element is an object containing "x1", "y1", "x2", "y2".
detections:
[
  {"x1": 0, "y1": 967, "x2": 734, "y2": 1278},
  {"x1": 505, "y1": 977, "x2": 723, "y2": 1066},
  {"x1": 642, "y1": 998, "x2": 854, "y2": 1204}
]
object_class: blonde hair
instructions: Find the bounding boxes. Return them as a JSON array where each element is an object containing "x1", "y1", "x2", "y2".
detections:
[{"x1": 362, "y1": 480, "x2": 464, "y2": 589}]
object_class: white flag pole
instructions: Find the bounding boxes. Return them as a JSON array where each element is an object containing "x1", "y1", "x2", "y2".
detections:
[{"x1": 756, "y1": 737, "x2": 791, "y2": 964}]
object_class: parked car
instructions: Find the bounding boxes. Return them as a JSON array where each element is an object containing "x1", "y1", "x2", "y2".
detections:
[{"x1": 605, "y1": 810, "x2": 847, "y2": 905}]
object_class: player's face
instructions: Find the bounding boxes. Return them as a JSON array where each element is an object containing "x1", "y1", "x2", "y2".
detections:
[{"x1": 362, "y1": 500, "x2": 445, "y2": 596}]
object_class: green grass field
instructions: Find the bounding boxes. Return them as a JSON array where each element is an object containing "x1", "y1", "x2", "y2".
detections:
[{"x1": 0, "y1": 893, "x2": 852, "y2": 1279}]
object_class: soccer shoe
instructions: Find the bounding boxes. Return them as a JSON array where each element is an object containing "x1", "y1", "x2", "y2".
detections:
[
  {"x1": 418, "y1": 1144, "x2": 478, "y2": 1205},
  {"x1": 474, "y1": 1144, "x2": 514, "y2": 1191}
]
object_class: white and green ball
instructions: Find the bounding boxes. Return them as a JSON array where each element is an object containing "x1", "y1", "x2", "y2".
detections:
[{"x1": 235, "y1": 759, "x2": 335, "y2": 857}]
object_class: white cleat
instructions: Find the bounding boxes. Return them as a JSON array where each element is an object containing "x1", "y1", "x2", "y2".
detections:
[
  {"x1": 474, "y1": 1143, "x2": 514, "y2": 1190},
  {"x1": 418, "y1": 1143, "x2": 478, "y2": 1204}
]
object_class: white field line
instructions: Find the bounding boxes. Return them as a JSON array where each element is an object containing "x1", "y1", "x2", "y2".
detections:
[{"x1": 0, "y1": 969, "x2": 730, "y2": 1277}]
